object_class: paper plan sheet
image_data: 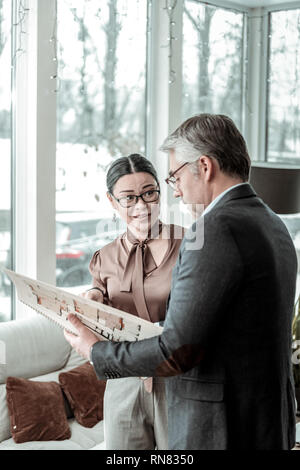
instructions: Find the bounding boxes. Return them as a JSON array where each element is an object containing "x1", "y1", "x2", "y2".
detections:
[{"x1": 3, "y1": 269, "x2": 163, "y2": 342}]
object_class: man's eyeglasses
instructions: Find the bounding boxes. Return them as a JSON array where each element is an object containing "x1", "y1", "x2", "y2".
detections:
[
  {"x1": 112, "y1": 189, "x2": 160, "y2": 208},
  {"x1": 165, "y1": 162, "x2": 189, "y2": 190}
]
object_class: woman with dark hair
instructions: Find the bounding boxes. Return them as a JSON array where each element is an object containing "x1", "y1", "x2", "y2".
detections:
[{"x1": 84, "y1": 153, "x2": 184, "y2": 450}]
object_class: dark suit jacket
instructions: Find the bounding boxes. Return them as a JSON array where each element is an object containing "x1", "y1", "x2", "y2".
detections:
[{"x1": 91, "y1": 183, "x2": 298, "y2": 450}]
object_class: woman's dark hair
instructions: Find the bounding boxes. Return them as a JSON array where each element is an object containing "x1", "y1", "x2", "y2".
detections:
[{"x1": 106, "y1": 154, "x2": 159, "y2": 194}]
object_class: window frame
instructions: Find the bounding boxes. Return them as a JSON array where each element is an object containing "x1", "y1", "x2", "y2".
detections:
[
  {"x1": 8, "y1": 0, "x2": 300, "y2": 320},
  {"x1": 12, "y1": 0, "x2": 153, "y2": 319},
  {"x1": 242, "y1": 0, "x2": 300, "y2": 163},
  {"x1": 264, "y1": 4, "x2": 300, "y2": 164},
  {"x1": 13, "y1": 0, "x2": 57, "y2": 319},
  {"x1": 179, "y1": 0, "x2": 300, "y2": 164},
  {"x1": 0, "y1": 0, "x2": 14, "y2": 321}
]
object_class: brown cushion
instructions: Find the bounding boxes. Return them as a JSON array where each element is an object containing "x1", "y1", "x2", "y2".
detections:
[
  {"x1": 6, "y1": 377, "x2": 71, "y2": 443},
  {"x1": 59, "y1": 362, "x2": 106, "y2": 428}
]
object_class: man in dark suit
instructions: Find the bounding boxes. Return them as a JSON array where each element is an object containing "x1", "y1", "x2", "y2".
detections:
[{"x1": 65, "y1": 114, "x2": 298, "y2": 450}]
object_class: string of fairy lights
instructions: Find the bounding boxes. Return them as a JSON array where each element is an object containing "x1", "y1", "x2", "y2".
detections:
[
  {"x1": 10, "y1": 0, "x2": 182, "y2": 89},
  {"x1": 163, "y1": 0, "x2": 178, "y2": 85},
  {"x1": 8, "y1": 0, "x2": 299, "y2": 133},
  {"x1": 6, "y1": 0, "x2": 300, "y2": 209},
  {"x1": 9, "y1": 0, "x2": 299, "y2": 133},
  {"x1": 11, "y1": 0, "x2": 29, "y2": 67},
  {"x1": 49, "y1": 0, "x2": 58, "y2": 92},
  {"x1": 11, "y1": 0, "x2": 58, "y2": 92},
  {"x1": 10, "y1": 0, "x2": 278, "y2": 94}
]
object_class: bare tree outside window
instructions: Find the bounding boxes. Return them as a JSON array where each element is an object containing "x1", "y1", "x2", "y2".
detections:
[
  {"x1": 184, "y1": 4, "x2": 216, "y2": 113},
  {"x1": 182, "y1": 0, "x2": 245, "y2": 130},
  {"x1": 56, "y1": 0, "x2": 147, "y2": 290},
  {"x1": 267, "y1": 9, "x2": 300, "y2": 165},
  {"x1": 103, "y1": 0, "x2": 121, "y2": 143},
  {"x1": 57, "y1": 0, "x2": 146, "y2": 156}
]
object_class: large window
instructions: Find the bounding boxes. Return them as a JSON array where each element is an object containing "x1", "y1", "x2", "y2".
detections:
[
  {"x1": 0, "y1": 0, "x2": 12, "y2": 321},
  {"x1": 266, "y1": 7, "x2": 300, "y2": 294},
  {"x1": 56, "y1": 0, "x2": 147, "y2": 290},
  {"x1": 267, "y1": 8, "x2": 300, "y2": 164},
  {"x1": 0, "y1": 0, "x2": 299, "y2": 320},
  {"x1": 182, "y1": 0, "x2": 246, "y2": 130}
]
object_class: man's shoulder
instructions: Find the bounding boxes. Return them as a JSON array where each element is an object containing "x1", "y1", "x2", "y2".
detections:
[
  {"x1": 202, "y1": 191, "x2": 264, "y2": 228},
  {"x1": 201, "y1": 192, "x2": 295, "y2": 254},
  {"x1": 189, "y1": 206, "x2": 229, "y2": 235},
  {"x1": 182, "y1": 196, "x2": 262, "y2": 254}
]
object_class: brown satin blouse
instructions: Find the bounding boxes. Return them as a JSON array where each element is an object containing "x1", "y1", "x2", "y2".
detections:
[{"x1": 89, "y1": 223, "x2": 184, "y2": 323}]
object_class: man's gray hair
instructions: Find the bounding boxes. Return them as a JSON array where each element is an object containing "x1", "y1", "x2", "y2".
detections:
[
  {"x1": 160, "y1": 113, "x2": 251, "y2": 181},
  {"x1": 160, "y1": 136, "x2": 200, "y2": 165}
]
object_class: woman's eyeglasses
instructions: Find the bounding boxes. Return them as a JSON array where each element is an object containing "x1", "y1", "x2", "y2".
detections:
[{"x1": 113, "y1": 189, "x2": 160, "y2": 208}]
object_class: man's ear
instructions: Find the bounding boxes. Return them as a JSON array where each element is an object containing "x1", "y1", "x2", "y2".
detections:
[{"x1": 198, "y1": 156, "x2": 214, "y2": 181}]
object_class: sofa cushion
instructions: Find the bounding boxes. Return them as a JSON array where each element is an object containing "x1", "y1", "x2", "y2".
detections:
[
  {"x1": 0, "y1": 384, "x2": 10, "y2": 442},
  {"x1": 6, "y1": 377, "x2": 71, "y2": 443},
  {"x1": 29, "y1": 353, "x2": 87, "y2": 419},
  {"x1": 59, "y1": 362, "x2": 106, "y2": 428},
  {"x1": 0, "y1": 351, "x2": 87, "y2": 443},
  {"x1": 0, "y1": 316, "x2": 71, "y2": 384}
]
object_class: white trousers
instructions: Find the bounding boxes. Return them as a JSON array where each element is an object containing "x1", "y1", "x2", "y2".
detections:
[{"x1": 103, "y1": 377, "x2": 168, "y2": 450}]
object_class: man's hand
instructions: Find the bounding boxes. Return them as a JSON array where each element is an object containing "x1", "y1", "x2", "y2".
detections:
[{"x1": 64, "y1": 313, "x2": 100, "y2": 361}]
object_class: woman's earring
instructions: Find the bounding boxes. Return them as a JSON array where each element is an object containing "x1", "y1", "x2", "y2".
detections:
[{"x1": 112, "y1": 211, "x2": 117, "y2": 223}]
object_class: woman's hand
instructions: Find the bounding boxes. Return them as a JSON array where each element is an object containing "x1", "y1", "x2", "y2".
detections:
[{"x1": 81, "y1": 288, "x2": 104, "y2": 303}]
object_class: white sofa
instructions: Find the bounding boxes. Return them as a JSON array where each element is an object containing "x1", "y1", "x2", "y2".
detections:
[{"x1": 0, "y1": 315, "x2": 105, "y2": 450}]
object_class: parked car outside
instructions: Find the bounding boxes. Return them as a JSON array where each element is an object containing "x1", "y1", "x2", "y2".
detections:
[
  {"x1": 0, "y1": 212, "x2": 126, "y2": 294},
  {"x1": 56, "y1": 212, "x2": 125, "y2": 288}
]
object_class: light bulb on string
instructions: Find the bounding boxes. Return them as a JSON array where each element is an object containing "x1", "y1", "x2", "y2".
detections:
[
  {"x1": 162, "y1": 0, "x2": 178, "y2": 84},
  {"x1": 49, "y1": 0, "x2": 58, "y2": 93},
  {"x1": 11, "y1": 0, "x2": 30, "y2": 68}
]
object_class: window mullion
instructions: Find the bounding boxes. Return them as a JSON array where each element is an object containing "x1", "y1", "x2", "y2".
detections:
[
  {"x1": 146, "y1": 0, "x2": 183, "y2": 224},
  {"x1": 245, "y1": 7, "x2": 268, "y2": 162},
  {"x1": 14, "y1": 0, "x2": 56, "y2": 318}
]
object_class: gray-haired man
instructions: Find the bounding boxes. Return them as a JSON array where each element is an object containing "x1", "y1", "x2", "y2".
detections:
[{"x1": 65, "y1": 114, "x2": 298, "y2": 450}]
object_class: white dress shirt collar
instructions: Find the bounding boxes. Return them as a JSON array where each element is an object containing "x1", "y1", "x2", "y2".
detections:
[{"x1": 201, "y1": 182, "x2": 248, "y2": 217}]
